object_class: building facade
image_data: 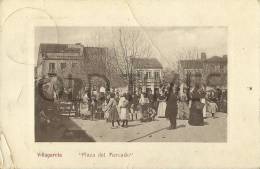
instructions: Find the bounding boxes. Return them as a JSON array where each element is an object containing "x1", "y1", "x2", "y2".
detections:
[
  {"x1": 36, "y1": 43, "x2": 85, "y2": 80},
  {"x1": 36, "y1": 43, "x2": 109, "y2": 90},
  {"x1": 132, "y1": 58, "x2": 163, "y2": 94},
  {"x1": 178, "y1": 53, "x2": 227, "y2": 88},
  {"x1": 36, "y1": 43, "x2": 164, "y2": 93}
]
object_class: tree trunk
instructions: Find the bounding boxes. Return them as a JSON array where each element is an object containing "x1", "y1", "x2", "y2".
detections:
[{"x1": 128, "y1": 77, "x2": 134, "y2": 94}]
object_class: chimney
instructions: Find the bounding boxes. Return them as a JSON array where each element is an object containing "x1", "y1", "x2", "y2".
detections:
[
  {"x1": 201, "y1": 52, "x2": 207, "y2": 60},
  {"x1": 223, "y1": 54, "x2": 227, "y2": 59}
]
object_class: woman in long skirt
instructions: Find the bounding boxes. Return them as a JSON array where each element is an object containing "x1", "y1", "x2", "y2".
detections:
[
  {"x1": 188, "y1": 74, "x2": 206, "y2": 126},
  {"x1": 105, "y1": 93, "x2": 120, "y2": 128},
  {"x1": 157, "y1": 90, "x2": 167, "y2": 117}
]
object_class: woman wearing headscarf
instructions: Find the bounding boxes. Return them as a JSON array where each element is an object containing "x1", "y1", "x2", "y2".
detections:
[
  {"x1": 188, "y1": 73, "x2": 206, "y2": 126},
  {"x1": 165, "y1": 79, "x2": 179, "y2": 130}
]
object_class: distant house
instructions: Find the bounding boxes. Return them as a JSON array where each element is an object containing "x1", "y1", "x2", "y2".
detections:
[
  {"x1": 132, "y1": 58, "x2": 163, "y2": 94},
  {"x1": 178, "y1": 52, "x2": 227, "y2": 88}
]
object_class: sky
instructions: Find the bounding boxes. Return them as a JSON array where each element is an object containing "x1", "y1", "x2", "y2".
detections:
[{"x1": 35, "y1": 27, "x2": 227, "y2": 69}]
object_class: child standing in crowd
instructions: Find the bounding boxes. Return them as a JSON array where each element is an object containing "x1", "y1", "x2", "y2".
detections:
[
  {"x1": 207, "y1": 91, "x2": 218, "y2": 118},
  {"x1": 119, "y1": 93, "x2": 130, "y2": 127}
]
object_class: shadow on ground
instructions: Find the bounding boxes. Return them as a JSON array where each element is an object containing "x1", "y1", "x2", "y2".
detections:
[{"x1": 35, "y1": 115, "x2": 96, "y2": 142}]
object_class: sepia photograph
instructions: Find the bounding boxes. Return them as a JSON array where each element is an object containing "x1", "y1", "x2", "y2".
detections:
[
  {"x1": 2, "y1": 0, "x2": 260, "y2": 168},
  {"x1": 34, "y1": 26, "x2": 227, "y2": 142}
]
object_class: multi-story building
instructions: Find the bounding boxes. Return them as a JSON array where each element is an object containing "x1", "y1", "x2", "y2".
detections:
[
  {"x1": 36, "y1": 43, "x2": 109, "y2": 89},
  {"x1": 132, "y1": 58, "x2": 163, "y2": 94},
  {"x1": 36, "y1": 43, "x2": 85, "y2": 80},
  {"x1": 178, "y1": 53, "x2": 227, "y2": 88}
]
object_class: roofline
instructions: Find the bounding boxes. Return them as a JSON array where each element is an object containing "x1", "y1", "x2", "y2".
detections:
[{"x1": 131, "y1": 57, "x2": 163, "y2": 69}]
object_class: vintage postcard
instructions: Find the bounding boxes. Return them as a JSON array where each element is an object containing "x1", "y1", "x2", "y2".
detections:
[
  {"x1": 35, "y1": 26, "x2": 227, "y2": 142},
  {"x1": 0, "y1": 0, "x2": 260, "y2": 169}
]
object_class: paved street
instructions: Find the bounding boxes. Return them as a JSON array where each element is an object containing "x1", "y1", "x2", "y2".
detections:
[{"x1": 61, "y1": 112, "x2": 227, "y2": 142}]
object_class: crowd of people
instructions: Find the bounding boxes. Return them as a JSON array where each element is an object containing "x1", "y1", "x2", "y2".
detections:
[
  {"x1": 79, "y1": 90, "x2": 157, "y2": 128},
  {"x1": 76, "y1": 75, "x2": 227, "y2": 129},
  {"x1": 35, "y1": 73, "x2": 227, "y2": 133}
]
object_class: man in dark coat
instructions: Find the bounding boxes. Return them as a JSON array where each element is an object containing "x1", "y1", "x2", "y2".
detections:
[{"x1": 165, "y1": 82, "x2": 179, "y2": 129}]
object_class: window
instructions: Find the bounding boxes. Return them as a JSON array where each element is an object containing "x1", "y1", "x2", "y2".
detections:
[
  {"x1": 137, "y1": 71, "x2": 143, "y2": 79},
  {"x1": 146, "y1": 71, "x2": 151, "y2": 79},
  {"x1": 49, "y1": 63, "x2": 55, "y2": 73},
  {"x1": 60, "y1": 63, "x2": 66, "y2": 71},
  {"x1": 154, "y1": 71, "x2": 160, "y2": 80},
  {"x1": 220, "y1": 64, "x2": 226, "y2": 69},
  {"x1": 215, "y1": 65, "x2": 220, "y2": 71}
]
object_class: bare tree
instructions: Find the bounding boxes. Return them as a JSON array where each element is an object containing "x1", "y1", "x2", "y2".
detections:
[
  {"x1": 107, "y1": 28, "x2": 152, "y2": 93},
  {"x1": 175, "y1": 47, "x2": 201, "y2": 100},
  {"x1": 174, "y1": 47, "x2": 200, "y2": 71},
  {"x1": 80, "y1": 28, "x2": 152, "y2": 92},
  {"x1": 177, "y1": 47, "x2": 200, "y2": 60}
]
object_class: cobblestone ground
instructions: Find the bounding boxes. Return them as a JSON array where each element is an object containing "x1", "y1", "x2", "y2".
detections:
[{"x1": 60, "y1": 112, "x2": 227, "y2": 142}]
